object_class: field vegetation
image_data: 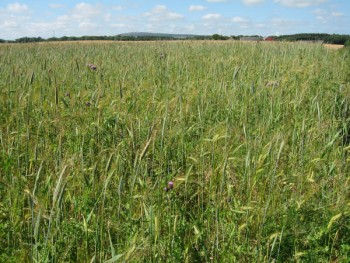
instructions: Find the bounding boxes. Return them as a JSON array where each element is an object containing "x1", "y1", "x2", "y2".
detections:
[{"x1": 0, "y1": 41, "x2": 350, "y2": 262}]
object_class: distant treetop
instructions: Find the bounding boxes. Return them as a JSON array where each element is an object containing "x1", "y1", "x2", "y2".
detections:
[{"x1": 1, "y1": 33, "x2": 349, "y2": 45}]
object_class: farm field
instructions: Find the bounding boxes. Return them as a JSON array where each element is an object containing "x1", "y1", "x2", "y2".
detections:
[
  {"x1": 323, "y1": 44, "x2": 345, "y2": 50},
  {"x1": 0, "y1": 41, "x2": 350, "y2": 262}
]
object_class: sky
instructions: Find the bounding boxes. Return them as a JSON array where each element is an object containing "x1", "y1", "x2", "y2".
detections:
[{"x1": 0, "y1": 0, "x2": 349, "y2": 40}]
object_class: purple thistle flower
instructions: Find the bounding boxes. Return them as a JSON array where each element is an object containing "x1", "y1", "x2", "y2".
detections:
[
  {"x1": 168, "y1": 181, "x2": 174, "y2": 189},
  {"x1": 88, "y1": 64, "x2": 97, "y2": 70}
]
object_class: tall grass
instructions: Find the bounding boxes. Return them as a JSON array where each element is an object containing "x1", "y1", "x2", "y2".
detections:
[{"x1": 0, "y1": 41, "x2": 349, "y2": 262}]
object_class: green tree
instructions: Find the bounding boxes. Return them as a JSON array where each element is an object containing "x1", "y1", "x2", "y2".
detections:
[{"x1": 211, "y1": 34, "x2": 229, "y2": 40}]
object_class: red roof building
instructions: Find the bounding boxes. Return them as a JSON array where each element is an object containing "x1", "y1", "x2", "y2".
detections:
[{"x1": 265, "y1": 36, "x2": 274, "y2": 41}]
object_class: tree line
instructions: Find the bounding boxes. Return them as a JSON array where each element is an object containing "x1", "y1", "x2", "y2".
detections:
[
  {"x1": 272, "y1": 33, "x2": 350, "y2": 45},
  {"x1": 0, "y1": 33, "x2": 349, "y2": 45},
  {"x1": 0, "y1": 35, "x2": 210, "y2": 43}
]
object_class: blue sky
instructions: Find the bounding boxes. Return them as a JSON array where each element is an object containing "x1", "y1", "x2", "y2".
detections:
[{"x1": 0, "y1": 0, "x2": 349, "y2": 40}]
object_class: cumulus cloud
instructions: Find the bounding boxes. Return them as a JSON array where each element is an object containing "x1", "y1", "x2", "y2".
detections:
[
  {"x1": 202, "y1": 13, "x2": 222, "y2": 19},
  {"x1": 232, "y1": 16, "x2": 249, "y2": 23},
  {"x1": 188, "y1": 5, "x2": 207, "y2": 11},
  {"x1": 270, "y1": 18, "x2": 301, "y2": 29},
  {"x1": 312, "y1": 8, "x2": 343, "y2": 23},
  {"x1": 49, "y1": 4, "x2": 65, "y2": 9},
  {"x1": 112, "y1": 6, "x2": 124, "y2": 11},
  {"x1": 0, "y1": 3, "x2": 31, "y2": 39},
  {"x1": 256, "y1": 23, "x2": 266, "y2": 28},
  {"x1": 144, "y1": 5, "x2": 184, "y2": 21},
  {"x1": 150, "y1": 5, "x2": 167, "y2": 13},
  {"x1": 242, "y1": 0, "x2": 265, "y2": 5},
  {"x1": 331, "y1": 12, "x2": 343, "y2": 17},
  {"x1": 63, "y1": 3, "x2": 108, "y2": 29},
  {"x1": 72, "y1": 3, "x2": 101, "y2": 19},
  {"x1": 206, "y1": 0, "x2": 228, "y2": 2},
  {"x1": 79, "y1": 21, "x2": 97, "y2": 30},
  {"x1": 111, "y1": 23, "x2": 127, "y2": 28},
  {"x1": 1, "y1": 2, "x2": 109, "y2": 39},
  {"x1": 0, "y1": 15, "x2": 30, "y2": 39},
  {"x1": 312, "y1": 8, "x2": 325, "y2": 15},
  {"x1": 312, "y1": 9, "x2": 325, "y2": 21},
  {"x1": 274, "y1": 0, "x2": 326, "y2": 8},
  {"x1": 7, "y1": 3, "x2": 29, "y2": 13}
]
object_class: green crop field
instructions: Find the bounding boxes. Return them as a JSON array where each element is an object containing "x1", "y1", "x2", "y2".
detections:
[{"x1": 0, "y1": 41, "x2": 350, "y2": 262}]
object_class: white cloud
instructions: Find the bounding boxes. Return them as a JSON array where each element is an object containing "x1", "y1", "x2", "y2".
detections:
[
  {"x1": 49, "y1": 4, "x2": 65, "y2": 9},
  {"x1": 111, "y1": 23, "x2": 126, "y2": 28},
  {"x1": 1, "y1": 20, "x2": 19, "y2": 29},
  {"x1": 72, "y1": 3, "x2": 101, "y2": 19},
  {"x1": 202, "y1": 13, "x2": 222, "y2": 19},
  {"x1": 232, "y1": 16, "x2": 249, "y2": 23},
  {"x1": 7, "y1": 3, "x2": 28, "y2": 13},
  {"x1": 312, "y1": 8, "x2": 325, "y2": 15},
  {"x1": 0, "y1": 13, "x2": 31, "y2": 39},
  {"x1": 112, "y1": 6, "x2": 124, "y2": 11},
  {"x1": 0, "y1": 3, "x2": 30, "y2": 38},
  {"x1": 274, "y1": 0, "x2": 326, "y2": 8},
  {"x1": 331, "y1": 12, "x2": 343, "y2": 17},
  {"x1": 144, "y1": 5, "x2": 184, "y2": 21},
  {"x1": 315, "y1": 15, "x2": 325, "y2": 21},
  {"x1": 152, "y1": 5, "x2": 167, "y2": 13},
  {"x1": 57, "y1": 3, "x2": 103, "y2": 30},
  {"x1": 104, "y1": 14, "x2": 112, "y2": 21},
  {"x1": 29, "y1": 3, "x2": 104, "y2": 37},
  {"x1": 188, "y1": 5, "x2": 207, "y2": 11},
  {"x1": 185, "y1": 24, "x2": 196, "y2": 31},
  {"x1": 79, "y1": 21, "x2": 97, "y2": 30},
  {"x1": 270, "y1": 18, "x2": 301, "y2": 28},
  {"x1": 256, "y1": 23, "x2": 266, "y2": 28},
  {"x1": 168, "y1": 12, "x2": 184, "y2": 19},
  {"x1": 311, "y1": 9, "x2": 343, "y2": 23},
  {"x1": 206, "y1": 0, "x2": 228, "y2": 2},
  {"x1": 242, "y1": 0, "x2": 265, "y2": 5}
]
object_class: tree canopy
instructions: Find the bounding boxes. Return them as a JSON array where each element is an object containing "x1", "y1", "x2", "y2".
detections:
[
  {"x1": 273, "y1": 33, "x2": 350, "y2": 45},
  {"x1": 1, "y1": 33, "x2": 349, "y2": 45}
]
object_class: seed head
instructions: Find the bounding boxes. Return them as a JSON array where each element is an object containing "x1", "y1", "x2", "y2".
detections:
[{"x1": 168, "y1": 181, "x2": 174, "y2": 189}]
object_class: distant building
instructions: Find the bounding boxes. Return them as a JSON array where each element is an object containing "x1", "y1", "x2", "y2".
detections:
[
  {"x1": 240, "y1": 36, "x2": 262, "y2": 41},
  {"x1": 265, "y1": 36, "x2": 275, "y2": 41}
]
